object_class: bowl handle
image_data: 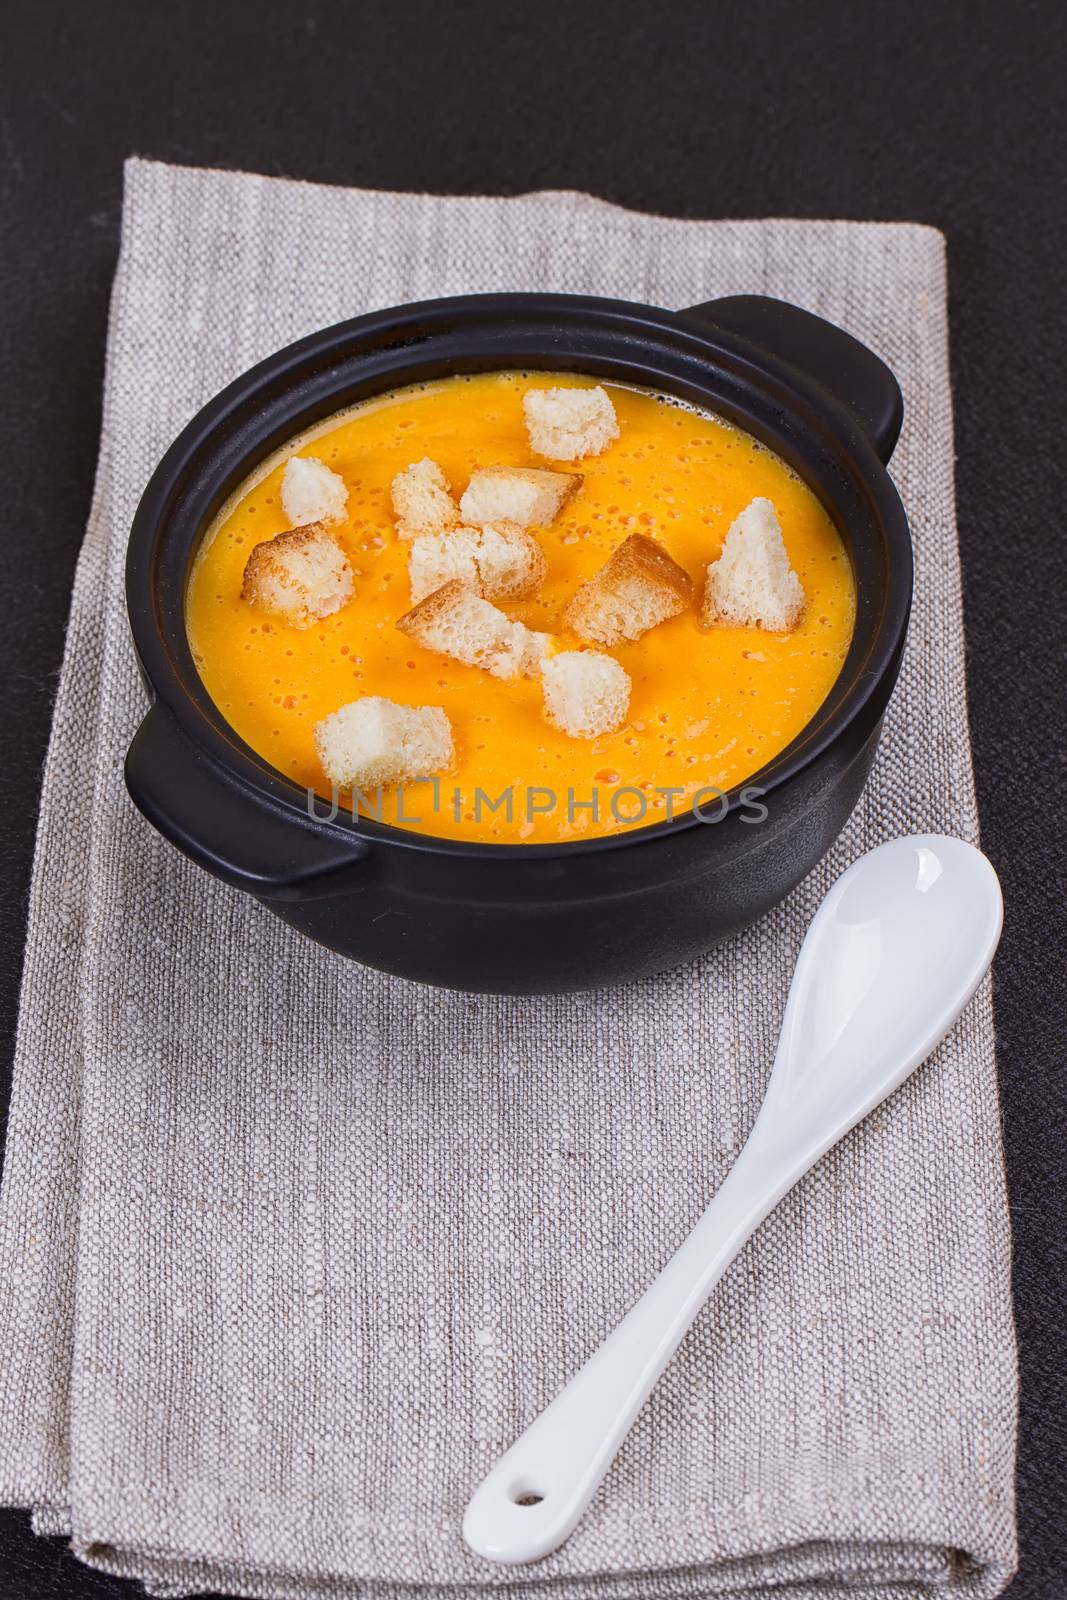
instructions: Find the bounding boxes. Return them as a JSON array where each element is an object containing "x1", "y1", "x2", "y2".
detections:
[
  {"x1": 125, "y1": 704, "x2": 370, "y2": 902},
  {"x1": 680, "y1": 295, "x2": 903, "y2": 464}
]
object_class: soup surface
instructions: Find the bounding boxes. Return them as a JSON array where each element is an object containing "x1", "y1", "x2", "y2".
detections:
[{"x1": 186, "y1": 372, "x2": 855, "y2": 844}]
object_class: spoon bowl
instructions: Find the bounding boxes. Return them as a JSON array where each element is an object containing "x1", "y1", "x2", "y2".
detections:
[
  {"x1": 462, "y1": 834, "x2": 1002, "y2": 1565},
  {"x1": 761, "y1": 833, "x2": 1003, "y2": 1147}
]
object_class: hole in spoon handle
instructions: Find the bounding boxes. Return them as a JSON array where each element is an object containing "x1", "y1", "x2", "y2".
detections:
[{"x1": 463, "y1": 1440, "x2": 593, "y2": 1564}]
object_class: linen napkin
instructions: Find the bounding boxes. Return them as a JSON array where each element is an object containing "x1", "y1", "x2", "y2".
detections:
[{"x1": 0, "y1": 158, "x2": 1017, "y2": 1599}]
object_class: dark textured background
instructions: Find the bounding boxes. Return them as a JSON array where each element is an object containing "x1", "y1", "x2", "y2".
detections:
[{"x1": 1, "y1": 2, "x2": 1064, "y2": 1596}]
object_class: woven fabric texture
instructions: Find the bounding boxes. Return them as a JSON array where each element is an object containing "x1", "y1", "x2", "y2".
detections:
[{"x1": 0, "y1": 159, "x2": 1016, "y2": 1599}]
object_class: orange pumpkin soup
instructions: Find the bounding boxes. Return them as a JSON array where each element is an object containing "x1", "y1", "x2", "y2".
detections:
[{"x1": 185, "y1": 372, "x2": 855, "y2": 844}]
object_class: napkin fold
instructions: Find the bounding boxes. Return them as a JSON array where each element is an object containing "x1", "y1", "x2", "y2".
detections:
[{"x1": 0, "y1": 159, "x2": 1017, "y2": 1599}]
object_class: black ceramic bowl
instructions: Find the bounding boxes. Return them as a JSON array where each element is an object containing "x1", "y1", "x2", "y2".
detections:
[{"x1": 125, "y1": 293, "x2": 911, "y2": 994}]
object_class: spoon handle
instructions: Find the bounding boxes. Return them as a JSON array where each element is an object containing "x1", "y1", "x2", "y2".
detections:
[{"x1": 463, "y1": 1113, "x2": 810, "y2": 1565}]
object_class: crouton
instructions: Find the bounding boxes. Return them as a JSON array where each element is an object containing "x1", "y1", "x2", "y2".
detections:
[
  {"x1": 407, "y1": 521, "x2": 547, "y2": 604},
  {"x1": 390, "y1": 458, "x2": 459, "y2": 539},
  {"x1": 241, "y1": 523, "x2": 354, "y2": 629},
  {"x1": 459, "y1": 466, "x2": 579, "y2": 528},
  {"x1": 542, "y1": 650, "x2": 631, "y2": 739},
  {"x1": 564, "y1": 533, "x2": 695, "y2": 647},
  {"x1": 522, "y1": 629, "x2": 554, "y2": 676},
  {"x1": 396, "y1": 579, "x2": 545, "y2": 681},
  {"x1": 523, "y1": 385, "x2": 619, "y2": 461},
  {"x1": 281, "y1": 455, "x2": 348, "y2": 527},
  {"x1": 313, "y1": 696, "x2": 453, "y2": 791},
  {"x1": 702, "y1": 497, "x2": 805, "y2": 631}
]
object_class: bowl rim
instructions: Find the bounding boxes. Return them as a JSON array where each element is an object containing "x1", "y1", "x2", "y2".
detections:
[{"x1": 126, "y1": 290, "x2": 913, "y2": 863}]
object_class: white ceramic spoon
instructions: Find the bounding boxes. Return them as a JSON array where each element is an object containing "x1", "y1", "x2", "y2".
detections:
[{"x1": 463, "y1": 833, "x2": 1002, "y2": 1565}]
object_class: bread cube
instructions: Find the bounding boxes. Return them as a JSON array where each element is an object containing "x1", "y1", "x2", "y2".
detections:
[
  {"x1": 313, "y1": 696, "x2": 453, "y2": 791},
  {"x1": 391, "y1": 458, "x2": 459, "y2": 539},
  {"x1": 280, "y1": 455, "x2": 348, "y2": 527},
  {"x1": 396, "y1": 579, "x2": 545, "y2": 681},
  {"x1": 407, "y1": 520, "x2": 547, "y2": 604},
  {"x1": 542, "y1": 650, "x2": 631, "y2": 738},
  {"x1": 702, "y1": 497, "x2": 805, "y2": 631},
  {"x1": 241, "y1": 523, "x2": 354, "y2": 629},
  {"x1": 521, "y1": 629, "x2": 554, "y2": 676},
  {"x1": 564, "y1": 533, "x2": 694, "y2": 646},
  {"x1": 523, "y1": 385, "x2": 619, "y2": 460},
  {"x1": 459, "y1": 466, "x2": 579, "y2": 528}
]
